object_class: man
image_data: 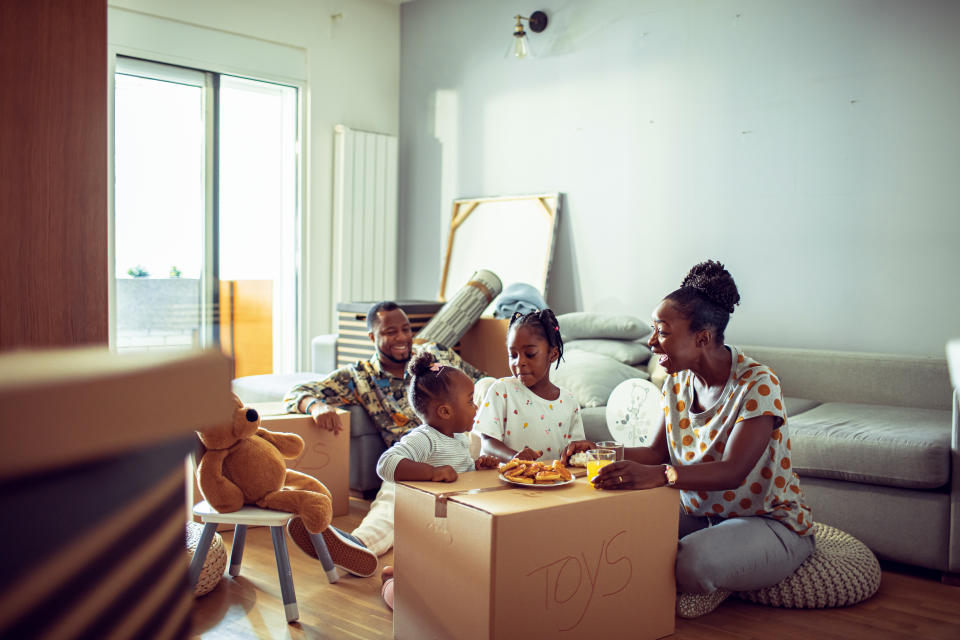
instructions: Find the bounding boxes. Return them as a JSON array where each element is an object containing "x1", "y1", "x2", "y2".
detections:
[{"x1": 282, "y1": 301, "x2": 488, "y2": 577}]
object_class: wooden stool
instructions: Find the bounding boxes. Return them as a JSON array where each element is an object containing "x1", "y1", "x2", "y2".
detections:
[{"x1": 189, "y1": 501, "x2": 338, "y2": 622}]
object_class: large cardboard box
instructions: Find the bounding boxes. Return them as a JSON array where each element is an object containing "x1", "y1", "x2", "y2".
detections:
[
  {"x1": 191, "y1": 402, "x2": 350, "y2": 520},
  {"x1": 459, "y1": 317, "x2": 510, "y2": 378},
  {"x1": 394, "y1": 470, "x2": 679, "y2": 639},
  {"x1": 252, "y1": 402, "x2": 351, "y2": 517}
]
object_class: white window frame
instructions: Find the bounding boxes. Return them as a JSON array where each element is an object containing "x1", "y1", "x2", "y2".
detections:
[{"x1": 107, "y1": 7, "x2": 308, "y2": 371}]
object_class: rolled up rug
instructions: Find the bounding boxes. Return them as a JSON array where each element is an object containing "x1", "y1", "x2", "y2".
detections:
[{"x1": 415, "y1": 269, "x2": 502, "y2": 348}]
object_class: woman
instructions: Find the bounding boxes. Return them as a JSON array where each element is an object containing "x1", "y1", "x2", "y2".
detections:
[{"x1": 563, "y1": 260, "x2": 814, "y2": 618}]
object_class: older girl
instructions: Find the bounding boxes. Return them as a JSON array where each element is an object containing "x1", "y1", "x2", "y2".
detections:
[{"x1": 474, "y1": 309, "x2": 587, "y2": 461}]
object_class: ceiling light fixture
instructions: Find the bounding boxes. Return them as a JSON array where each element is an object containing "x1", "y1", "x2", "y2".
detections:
[{"x1": 509, "y1": 10, "x2": 548, "y2": 59}]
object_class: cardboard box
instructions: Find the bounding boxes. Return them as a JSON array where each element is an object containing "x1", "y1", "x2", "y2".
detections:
[
  {"x1": 192, "y1": 402, "x2": 350, "y2": 522},
  {"x1": 394, "y1": 470, "x2": 679, "y2": 639},
  {"x1": 251, "y1": 402, "x2": 351, "y2": 517},
  {"x1": 459, "y1": 317, "x2": 510, "y2": 378}
]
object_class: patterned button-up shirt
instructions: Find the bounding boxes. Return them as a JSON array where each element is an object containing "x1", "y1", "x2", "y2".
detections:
[{"x1": 283, "y1": 343, "x2": 486, "y2": 446}]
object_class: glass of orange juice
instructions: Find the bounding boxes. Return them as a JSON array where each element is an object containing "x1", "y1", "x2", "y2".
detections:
[{"x1": 586, "y1": 448, "x2": 616, "y2": 487}]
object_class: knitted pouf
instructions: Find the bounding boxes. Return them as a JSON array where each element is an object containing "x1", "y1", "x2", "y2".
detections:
[
  {"x1": 737, "y1": 522, "x2": 881, "y2": 608},
  {"x1": 185, "y1": 522, "x2": 227, "y2": 597}
]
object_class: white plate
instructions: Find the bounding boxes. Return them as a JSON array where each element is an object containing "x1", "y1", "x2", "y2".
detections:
[
  {"x1": 605, "y1": 378, "x2": 663, "y2": 447},
  {"x1": 498, "y1": 473, "x2": 576, "y2": 488}
]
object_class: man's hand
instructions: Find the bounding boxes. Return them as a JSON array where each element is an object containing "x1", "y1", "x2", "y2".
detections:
[
  {"x1": 513, "y1": 446, "x2": 543, "y2": 461},
  {"x1": 474, "y1": 455, "x2": 500, "y2": 470},
  {"x1": 431, "y1": 465, "x2": 458, "y2": 482},
  {"x1": 309, "y1": 403, "x2": 343, "y2": 435},
  {"x1": 561, "y1": 439, "x2": 596, "y2": 465}
]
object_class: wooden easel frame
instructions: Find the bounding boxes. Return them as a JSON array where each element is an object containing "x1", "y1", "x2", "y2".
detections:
[{"x1": 438, "y1": 193, "x2": 561, "y2": 302}]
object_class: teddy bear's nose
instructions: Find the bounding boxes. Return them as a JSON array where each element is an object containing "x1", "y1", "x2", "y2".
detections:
[{"x1": 245, "y1": 408, "x2": 259, "y2": 422}]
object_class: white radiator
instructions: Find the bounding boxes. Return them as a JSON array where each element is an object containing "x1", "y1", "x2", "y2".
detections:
[{"x1": 332, "y1": 124, "x2": 399, "y2": 305}]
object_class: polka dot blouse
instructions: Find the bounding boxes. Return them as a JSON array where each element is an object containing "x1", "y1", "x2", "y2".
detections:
[{"x1": 663, "y1": 345, "x2": 814, "y2": 536}]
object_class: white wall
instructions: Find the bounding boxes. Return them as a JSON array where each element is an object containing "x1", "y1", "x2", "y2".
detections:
[
  {"x1": 109, "y1": 0, "x2": 400, "y2": 368},
  {"x1": 398, "y1": 0, "x2": 960, "y2": 357}
]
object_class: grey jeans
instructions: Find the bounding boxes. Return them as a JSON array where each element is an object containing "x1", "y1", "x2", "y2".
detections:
[{"x1": 676, "y1": 512, "x2": 815, "y2": 593}]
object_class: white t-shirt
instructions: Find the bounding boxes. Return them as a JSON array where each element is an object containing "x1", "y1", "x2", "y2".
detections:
[
  {"x1": 376, "y1": 424, "x2": 475, "y2": 482},
  {"x1": 473, "y1": 377, "x2": 585, "y2": 460}
]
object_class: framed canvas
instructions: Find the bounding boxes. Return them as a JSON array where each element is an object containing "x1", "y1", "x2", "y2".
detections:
[{"x1": 439, "y1": 193, "x2": 562, "y2": 311}]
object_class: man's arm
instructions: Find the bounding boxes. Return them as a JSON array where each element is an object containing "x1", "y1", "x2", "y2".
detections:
[{"x1": 282, "y1": 366, "x2": 357, "y2": 414}]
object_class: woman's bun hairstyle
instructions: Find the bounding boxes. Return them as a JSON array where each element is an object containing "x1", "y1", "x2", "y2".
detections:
[
  {"x1": 680, "y1": 260, "x2": 741, "y2": 314},
  {"x1": 666, "y1": 260, "x2": 740, "y2": 343}
]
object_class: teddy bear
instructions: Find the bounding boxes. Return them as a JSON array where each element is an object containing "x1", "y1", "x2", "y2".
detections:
[{"x1": 196, "y1": 394, "x2": 332, "y2": 535}]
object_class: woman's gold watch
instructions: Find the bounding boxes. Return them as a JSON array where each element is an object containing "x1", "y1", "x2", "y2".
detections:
[{"x1": 663, "y1": 464, "x2": 678, "y2": 486}]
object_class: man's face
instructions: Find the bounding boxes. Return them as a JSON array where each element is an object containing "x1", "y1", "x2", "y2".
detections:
[{"x1": 370, "y1": 308, "x2": 413, "y2": 366}]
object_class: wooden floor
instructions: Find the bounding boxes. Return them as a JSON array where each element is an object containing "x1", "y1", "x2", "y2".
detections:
[{"x1": 190, "y1": 498, "x2": 960, "y2": 639}]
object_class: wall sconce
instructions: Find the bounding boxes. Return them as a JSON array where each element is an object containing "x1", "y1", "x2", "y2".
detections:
[{"x1": 509, "y1": 10, "x2": 548, "y2": 59}]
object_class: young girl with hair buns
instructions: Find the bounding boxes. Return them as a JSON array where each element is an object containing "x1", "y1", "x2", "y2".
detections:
[
  {"x1": 375, "y1": 350, "x2": 499, "y2": 609},
  {"x1": 474, "y1": 309, "x2": 588, "y2": 461},
  {"x1": 376, "y1": 351, "x2": 499, "y2": 484},
  {"x1": 563, "y1": 260, "x2": 815, "y2": 619}
]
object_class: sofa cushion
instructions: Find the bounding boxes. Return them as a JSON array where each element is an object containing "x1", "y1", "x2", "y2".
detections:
[
  {"x1": 552, "y1": 350, "x2": 649, "y2": 408},
  {"x1": 784, "y1": 397, "x2": 821, "y2": 417},
  {"x1": 790, "y1": 402, "x2": 952, "y2": 489},
  {"x1": 232, "y1": 372, "x2": 321, "y2": 404},
  {"x1": 581, "y1": 407, "x2": 611, "y2": 442},
  {"x1": 557, "y1": 312, "x2": 649, "y2": 341},
  {"x1": 565, "y1": 338, "x2": 652, "y2": 365}
]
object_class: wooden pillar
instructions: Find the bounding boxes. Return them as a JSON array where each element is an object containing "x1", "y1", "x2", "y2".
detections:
[{"x1": 0, "y1": 0, "x2": 108, "y2": 349}]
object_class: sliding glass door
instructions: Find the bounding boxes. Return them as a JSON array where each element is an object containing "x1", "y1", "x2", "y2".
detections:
[{"x1": 113, "y1": 57, "x2": 299, "y2": 376}]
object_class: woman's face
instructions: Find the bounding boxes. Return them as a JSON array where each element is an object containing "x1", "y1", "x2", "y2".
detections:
[
  {"x1": 647, "y1": 299, "x2": 697, "y2": 374},
  {"x1": 507, "y1": 324, "x2": 558, "y2": 390}
]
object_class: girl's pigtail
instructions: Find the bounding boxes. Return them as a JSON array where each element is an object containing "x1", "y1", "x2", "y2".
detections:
[{"x1": 539, "y1": 309, "x2": 564, "y2": 369}]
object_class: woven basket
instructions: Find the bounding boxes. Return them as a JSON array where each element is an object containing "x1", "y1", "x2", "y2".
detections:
[
  {"x1": 737, "y1": 522, "x2": 881, "y2": 608},
  {"x1": 185, "y1": 522, "x2": 227, "y2": 597}
]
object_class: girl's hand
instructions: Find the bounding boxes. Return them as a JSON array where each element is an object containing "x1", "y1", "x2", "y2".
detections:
[
  {"x1": 592, "y1": 461, "x2": 666, "y2": 490},
  {"x1": 474, "y1": 455, "x2": 500, "y2": 470},
  {"x1": 513, "y1": 446, "x2": 543, "y2": 461},
  {"x1": 560, "y1": 439, "x2": 596, "y2": 465},
  {"x1": 431, "y1": 465, "x2": 458, "y2": 482}
]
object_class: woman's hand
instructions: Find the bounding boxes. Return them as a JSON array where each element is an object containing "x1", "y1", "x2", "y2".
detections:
[
  {"x1": 592, "y1": 460, "x2": 667, "y2": 490},
  {"x1": 474, "y1": 455, "x2": 500, "y2": 470},
  {"x1": 431, "y1": 465, "x2": 458, "y2": 482},
  {"x1": 560, "y1": 439, "x2": 596, "y2": 465},
  {"x1": 513, "y1": 446, "x2": 543, "y2": 461}
]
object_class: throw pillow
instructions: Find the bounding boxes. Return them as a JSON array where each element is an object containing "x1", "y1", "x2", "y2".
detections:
[
  {"x1": 557, "y1": 312, "x2": 648, "y2": 341},
  {"x1": 565, "y1": 338, "x2": 652, "y2": 365},
  {"x1": 552, "y1": 350, "x2": 650, "y2": 408}
]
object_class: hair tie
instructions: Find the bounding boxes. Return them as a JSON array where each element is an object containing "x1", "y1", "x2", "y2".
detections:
[{"x1": 429, "y1": 362, "x2": 444, "y2": 373}]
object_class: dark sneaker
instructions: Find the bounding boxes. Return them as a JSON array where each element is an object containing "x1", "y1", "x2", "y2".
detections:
[{"x1": 287, "y1": 516, "x2": 378, "y2": 578}]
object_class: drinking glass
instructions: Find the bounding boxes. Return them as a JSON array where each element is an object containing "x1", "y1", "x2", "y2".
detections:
[
  {"x1": 596, "y1": 441, "x2": 624, "y2": 461},
  {"x1": 586, "y1": 448, "x2": 616, "y2": 487}
]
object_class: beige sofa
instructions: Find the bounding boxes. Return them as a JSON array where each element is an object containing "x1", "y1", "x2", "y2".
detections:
[{"x1": 585, "y1": 344, "x2": 957, "y2": 577}]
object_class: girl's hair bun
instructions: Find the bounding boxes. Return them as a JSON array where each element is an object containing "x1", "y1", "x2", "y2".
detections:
[
  {"x1": 681, "y1": 260, "x2": 740, "y2": 314},
  {"x1": 407, "y1": 350, "x2": 438, "y2": 378}
]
